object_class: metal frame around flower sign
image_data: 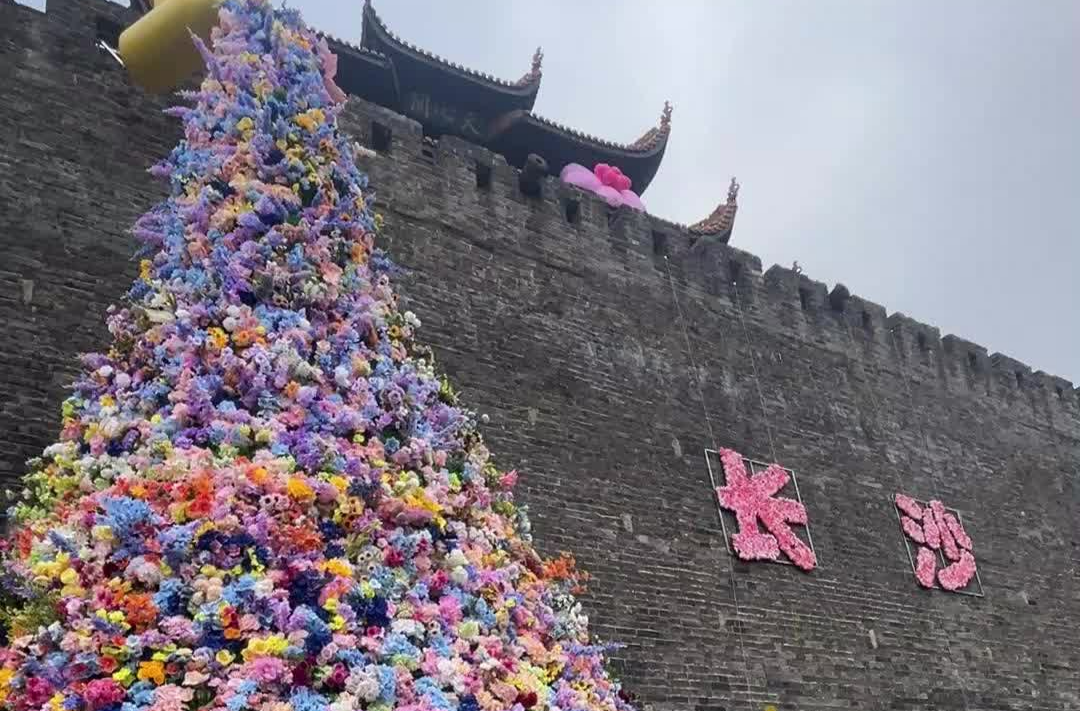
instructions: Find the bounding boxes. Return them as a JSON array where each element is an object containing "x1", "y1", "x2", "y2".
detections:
[
  {"x1": 893, "y1": 498, "x2": 985, "y2": 598},
  {"x1": 704, "y1": 448, "x2": 817, "y2": 568}
]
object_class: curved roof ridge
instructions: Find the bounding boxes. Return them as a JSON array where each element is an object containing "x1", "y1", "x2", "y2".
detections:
[
  {"x1": 363, "y1": 0, "x2": 541, "y2": 92},
  {"x1": 689, "y1": 177, "x2": 740, "y2": 237},
  {"x1": 318, "y1": 30, "x2": 385, "y2": 59},
  {"x1": 527, "y1": 100, "x2": 672, "y2": 154}
]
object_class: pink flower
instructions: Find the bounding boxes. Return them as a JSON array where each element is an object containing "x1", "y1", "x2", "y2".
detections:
[
  {"x1": 26, "y1": 677, "x2": 54, "y2": 705},
  {"x1": 894, "y1": 493, "x2": 924, "y2": 519},
  {"x1": 938, "y1": 550, "x2": 977, "y2": 591},
  {"x1": 921, "y1": 505, "x2": 941, "y2": 550},
  {"x1": 85, "y1": 678, "x2": 127, "y2": 709},
  {"x1": 150, "y1": 685, "x2": 194, "y2": 711},
  {"x1": 248, "y1": 656, "x2": 287, "y2": 683},
  {"x1": 944, "y1": 512, "x2": 973, "y2": 551},
  {"x1": 915, "y1": 547, "x2": 937, "y2": 588},
  {"x1": 900, "y1": 515, "x2": 925, "y2": 544},
  {"x1": 929, "y1": 501, "x2": 960, "y2": 561}
]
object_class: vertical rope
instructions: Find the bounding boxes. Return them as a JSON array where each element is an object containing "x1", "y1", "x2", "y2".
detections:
[
  {"x1": 663, "y1": 257, "x2": 755, "y2": 711},
  {"x1": 801, "y1": 326, "x2": 889, "y2": 711},
  {"x1": 731, "y1": 286, "x2": 779, "y2": 463},
  {"x1": 885, "y1": 327, "x2": 972, "y2": 711}
]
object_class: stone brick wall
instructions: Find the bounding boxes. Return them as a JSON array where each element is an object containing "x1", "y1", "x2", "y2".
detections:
[{"x1": 2, "y1": 1, "x2": 1078, "y2": 708}]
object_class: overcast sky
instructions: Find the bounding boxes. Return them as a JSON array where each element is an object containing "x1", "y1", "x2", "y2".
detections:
[{"x1": 61, "y1": 0, "x2": 1080, "y2": 383}]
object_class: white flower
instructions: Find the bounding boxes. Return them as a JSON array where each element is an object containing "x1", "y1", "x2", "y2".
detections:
[{"x1": 329, "y1": 692, "x2": 358, "y2": 711}]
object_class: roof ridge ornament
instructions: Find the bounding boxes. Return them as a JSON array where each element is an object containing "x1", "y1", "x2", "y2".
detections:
[
  {"x1": 688, "y1": 176, "x2": 740, "y2": 240},
  {"x1": 660, "y1": 100, "x2": 673, "y2": 132},
  {"x1": 628, "y1": 101, "x2": 673, "y2": 150},
  {"x1": 514, "y1": 47, "x2": 544, "y2": 87}
]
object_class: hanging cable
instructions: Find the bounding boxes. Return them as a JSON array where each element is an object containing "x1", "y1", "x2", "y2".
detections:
[
  {"x1": 731, "y1": 285, "x2": 780, "y2": 463},
  {"x1": 884, "y1": 327, "x2": 972, "y2": 711},
  {"x1": 664, "y1": 257, "x2": 756, "y2": 711}
]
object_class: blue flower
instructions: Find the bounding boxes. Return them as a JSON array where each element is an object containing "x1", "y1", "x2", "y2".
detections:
[
  {"x1": 100, "y1": 497, "x2": 157, "y2": 542},
  {"x1": 289, "y1": 688, "x2": 329, "y2": 711}
]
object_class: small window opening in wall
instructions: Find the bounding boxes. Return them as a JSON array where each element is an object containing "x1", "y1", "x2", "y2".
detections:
[
  {"x1": 917, "y1": 332, "x2": 928, "y2": 352},
  {"x1": 729, "y1": 260, "x2": 742, "y2": 285},
  {"x1": 798, "y1": 287, "x2": 811, "y2": 311},
  {"x1": 1055, "y1": 386, "x2": 1065, "y2": 399},
  {"x1": 420, "y1": 142, "x2": 436, "y2": 163},
  {"x1": 861, "y1": 310, "x2": 873, "y2": 331},
  {"x1": 967, "y1": 352, "x2": 979, "y2": 370},
  {"x1": 563, "y1": 198, "x2": 580, "y2": 224},
  {"x1": 652, "y1": 230, "x2": 668, "y2": 257},
  {"x1": 371, "y1": 121, "x2": 392, "y2": 152},
  {"x1": 1015, "y1": 371, "x2": 1025, "y2": 387},
  {"x1": 475, "y1": 161, "x2": 492, "y2": 189},
  {"x1": 96, "y1": 16, "x2": 123, "y2": 47}
]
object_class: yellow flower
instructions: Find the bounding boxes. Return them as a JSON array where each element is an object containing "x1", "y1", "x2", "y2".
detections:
[
  {"x1": 112, "y1": 667, "x2": 134, "y2": 686},
  {"x1": 0, "y1": 669, "x2": 13, "y2": 703},
  {"x1": 329, "y1": 476, "x2": 348, "y2": 492},
  {"x1": 243, "y1": 639, "x2": 268, "y2": 660},
  {"x1": 216, "y1": 649, "x2": 235, "y2": 666},
  {"x1": 207, "y1": 327, "x2": 228, "y2": 350},
  {"x1": 139, "y1": 259, "x2": 153, "y2": 280},
  {"x1": 294, "y1": 108, "x2": 326, "y2": 133},
  {"x1": 137, "y1": 660, "x2": 165, "y2": 685},
  {"x1": 286, "y1": 476, "x2": 315, "y2": 501},
  {"x1": 323, "y1": 559, "x2": 352, "y2": 577}
]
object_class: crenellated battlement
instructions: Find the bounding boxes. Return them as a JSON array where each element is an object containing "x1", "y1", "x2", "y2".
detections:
[{"x1": 332, "y1": 94, "x2": 1079, "y2": 423}]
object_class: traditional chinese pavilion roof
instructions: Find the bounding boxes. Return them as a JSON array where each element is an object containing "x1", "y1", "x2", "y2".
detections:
[
  {"x1": 360, "y1": 0, "x2": 541, "y2": 115},
  {"x1": 488, "y1": 102, "x2": 673, "y2": 195},
  {"x1": 126, "y1": 0, "x2": 673, "y2": 195},
  {"x1": 689, "y1": 177, "x2": 740, "y2": 243},
  {"x1": 320, "y1": 33, "x2": 401, "y2": 111}
]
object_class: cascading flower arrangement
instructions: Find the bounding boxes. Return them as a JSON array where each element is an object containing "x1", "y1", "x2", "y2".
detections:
[{"x1": 0, "y1": 2, "x2": 634, "y2": 710}]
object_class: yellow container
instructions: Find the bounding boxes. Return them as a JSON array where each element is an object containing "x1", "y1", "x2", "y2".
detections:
[{"x1": 118, "y1": 0, "x2": 223, "y2": 93}]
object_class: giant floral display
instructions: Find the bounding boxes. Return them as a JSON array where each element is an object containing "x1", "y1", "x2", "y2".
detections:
[{"x1": 0, "y1": 3, "x2": 635, "y2": 709}]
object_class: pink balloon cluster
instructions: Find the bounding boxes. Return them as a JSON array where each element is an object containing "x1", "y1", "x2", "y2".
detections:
[{"x1": 560, "y1": 162, "x2": 645, "y2": 211}]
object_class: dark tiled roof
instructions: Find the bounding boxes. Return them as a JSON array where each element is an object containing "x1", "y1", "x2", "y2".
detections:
[
  {"x1": 363, "y1": 0, "x2": 541, "y2": 94},
  {"x1": 526, "y1": 101, "x2": 672, "y2": 155}
]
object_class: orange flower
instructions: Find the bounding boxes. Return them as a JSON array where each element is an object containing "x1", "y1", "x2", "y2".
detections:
[
  {"x1": 137, "y1": 660, "x2": 165, "y2": 685},
  {"x1": 123, "y1": 594, "x2": 158, "y2": 631},
  {"x1": 248, "y1": 466, "x2": 269, "y2": 485}
]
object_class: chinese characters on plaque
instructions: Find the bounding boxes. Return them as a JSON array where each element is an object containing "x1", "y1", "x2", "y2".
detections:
[{"x1": 405, "y1": 92, "x2": 486, "y2": 139}]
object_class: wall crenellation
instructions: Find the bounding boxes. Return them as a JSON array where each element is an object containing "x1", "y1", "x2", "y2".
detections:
[{"x1": 339, "y1": 94, "x2": 1080, "y2": 417}]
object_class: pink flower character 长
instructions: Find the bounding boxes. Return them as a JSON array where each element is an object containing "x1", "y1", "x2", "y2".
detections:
[
  {"x1": 895, "y1": 493, "x2": 977, "y2": 591},
  {"x1": 715, "y1": 448, "x2": 817, "y2": 571}
]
